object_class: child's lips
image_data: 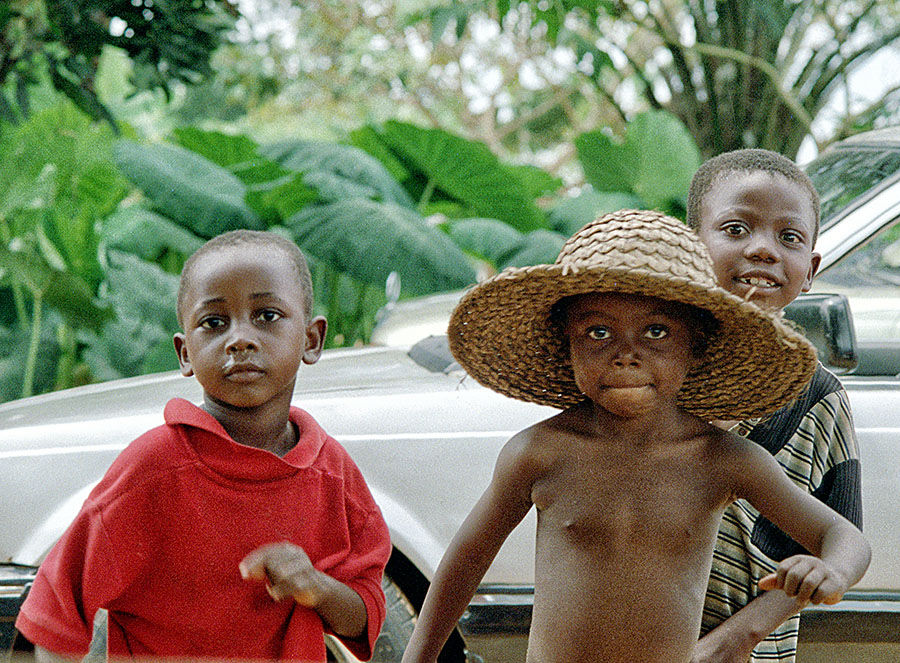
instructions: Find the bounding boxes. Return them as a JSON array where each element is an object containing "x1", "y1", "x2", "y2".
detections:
[
  {"x1": 224, "y1": 362, "x2": 264, "y2": 381},
  {"x1": 735, "y1": 274, "x2": 781, "y2": 289}
]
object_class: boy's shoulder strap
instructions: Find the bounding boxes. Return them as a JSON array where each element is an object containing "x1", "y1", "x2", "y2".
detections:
[{"x1": 745, "y1": 362, "x2": 841, "y2": 455}]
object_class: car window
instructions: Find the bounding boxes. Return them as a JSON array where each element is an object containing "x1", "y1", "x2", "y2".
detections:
[
  {"x1": 811, "y1": 216, "x2": 900, "y2": 376},
  {"x1": 808, "y1": 145, "x2": 900, "y2": 230}
]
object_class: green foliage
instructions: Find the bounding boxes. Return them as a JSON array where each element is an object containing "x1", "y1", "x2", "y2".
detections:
[
  {"x1": 548, "y1": 190, "x2": 645, "y2": 237},
  {"x1": 0, "y1": 0, "x2": 237, "y2": 128},
  {"x1": 287, "y1": 199, "x2": 476, "y2": 297},
  {"x1": 443, "y1": 218, "x2": 567, "y2": 270},
  {"x1": 0, "y1": 101, "x2": 701, "y2": 401},
  {"x1": 82, "y1": 250, "x2": 181, "y2": 381},
  {"x1": 112, "y1": 140, "x2": 264, "y2": 237},
  {"x1": 574, "y1": 111, "x2": 701, "y2": 216},
  {"x1": 418, "y1": 0, "x2": 900, "y2": 158},
  {"x1": 352, "y1": 121, "x2": 556, "y2": 231},
  {"x1": 0, "y1": 100, "x2": 124, "y2": 398}
]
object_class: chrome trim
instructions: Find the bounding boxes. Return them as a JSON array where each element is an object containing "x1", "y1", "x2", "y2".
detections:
[{"x1": 460, "y1": 586, "x2": 900, "y2": 643}]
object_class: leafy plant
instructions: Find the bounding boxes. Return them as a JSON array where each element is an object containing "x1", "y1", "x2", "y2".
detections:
[
  {"x1": 0, "y1": 101, "x2": 123, "y2": 399},
  {"x1": 0, "y1": 0, "x2": 238, "y2": 128},
  {"x1": 419, "y1": 0, "x2": 900, "y2": 158},
  {"x1": 574, "y1": 110, "x2": 702, "y2": 217}
]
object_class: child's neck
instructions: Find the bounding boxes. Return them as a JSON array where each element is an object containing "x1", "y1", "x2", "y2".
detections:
[
  {"x1": 579, "y1": 400, "x2": 692, "y2": 443},
  {"x1": 202, "y1": 396, "x2": 298, "y2": 457}
]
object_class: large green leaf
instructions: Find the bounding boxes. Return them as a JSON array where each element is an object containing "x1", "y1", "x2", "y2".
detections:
[
  {"x1": 83, "y1": 251, "x2": 181, "y2": 381},
  {"x1": 376, "y1": 121, "x2": 549, "y2": 232},
  {"x1": 173, "y1": 127, "x2": 260, "y2": 168},
  {"x1": 548, "y1": 189, "x2": 645, "y2": 236},
  {"x1": 285, "y1": 200, "x2": 476, "y2": 296},
  {"x1": 500, "y1": 229, "x2": 568, "y2": 268},
  {"x1": 112, "y1": 139, "x2": 264, "y2": 237},
  {"x1": 444, "y1": 218, "x2": 526, "y2": 268},
  {"x1": 102, "y1": 206, "x2": 205, "y2": 262},
  {"x1": 0, "y1": 244, "x2": 113, "y2": 331},
  {"x1": 347, "y1": 125, "x2": 411, "y2": 183},
  {"x1": 575, "y1": 111, "x2": 701, "y2": 210},
  {"x1": 261, "y1": 139, "x2": 415, "y2": 208}
]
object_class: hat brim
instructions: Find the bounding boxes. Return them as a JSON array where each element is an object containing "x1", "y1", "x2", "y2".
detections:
[{"x1": 447, "y1": 264, "x2": 817, "y2": 420}]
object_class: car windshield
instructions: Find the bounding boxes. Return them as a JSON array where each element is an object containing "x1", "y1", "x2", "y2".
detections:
[
  {"x1": 807, "y1": 143, "x2": 900, "y2": 231},
  {"x1": 806, "y1": 137, "x2": 900, "y2": 376}
]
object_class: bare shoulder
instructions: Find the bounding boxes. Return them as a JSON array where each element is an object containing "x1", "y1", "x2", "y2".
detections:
[{"x1": 495, "y1": 411, "x2": 570, "y2": 483}]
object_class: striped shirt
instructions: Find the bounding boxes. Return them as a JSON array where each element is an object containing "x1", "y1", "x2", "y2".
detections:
[{"x1": 701, "y1": 363, "x2": 862, "y2": 661}]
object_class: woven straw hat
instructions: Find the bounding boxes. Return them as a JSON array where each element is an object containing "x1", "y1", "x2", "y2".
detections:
[{"x1": 447, "y1": 209, "x2": 817, "y2": 420}]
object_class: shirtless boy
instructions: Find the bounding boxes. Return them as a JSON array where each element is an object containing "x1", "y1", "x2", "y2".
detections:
[{"x1": 401, "y1": 209, "x2": 870, "y2": 663}]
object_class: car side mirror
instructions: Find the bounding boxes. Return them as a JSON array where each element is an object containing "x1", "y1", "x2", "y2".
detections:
[{"x1": 783, "y1": 293, "x2": 858, "y2": 374}]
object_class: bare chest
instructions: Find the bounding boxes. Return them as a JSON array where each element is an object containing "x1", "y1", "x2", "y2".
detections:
[{"x1": 531, "y1": 449, "x2": 727, "y2": 555}]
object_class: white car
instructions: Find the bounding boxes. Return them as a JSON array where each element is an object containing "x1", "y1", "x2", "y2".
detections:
[{"x1": 3, "y1": 127, "x2": 900, "y2": 663}]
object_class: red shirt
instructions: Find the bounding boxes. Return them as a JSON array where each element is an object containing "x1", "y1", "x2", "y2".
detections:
[{"x1": 16, "y1": 398, "x2": 391, "y2": 661}]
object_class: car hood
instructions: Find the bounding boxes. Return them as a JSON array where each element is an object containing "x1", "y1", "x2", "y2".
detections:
[{"x1": 0, "y1": 345, "x2": 441, "y2": 431}]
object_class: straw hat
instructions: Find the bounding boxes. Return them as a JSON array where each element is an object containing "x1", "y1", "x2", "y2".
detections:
[{"x1": 447, "y1": 209, "x2": 817, "y2": 420}]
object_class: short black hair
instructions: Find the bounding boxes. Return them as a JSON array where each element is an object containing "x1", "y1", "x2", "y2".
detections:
[
  {"x1": 177, "y1": 229, "x2": 314, "y2": 329},
  {"x1": 550, "y1": 293, "x2": 720, "y2": 359},
  {"x1": 686, "y1": 148, "x2": 820, "y2": 242}
]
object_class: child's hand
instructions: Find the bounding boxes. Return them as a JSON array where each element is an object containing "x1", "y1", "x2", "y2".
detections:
[
  {"x1": 239, "y1": 542, "x2": 325, "y2": 608},
  {"x1": 758, "y1": 554, "x2": 847, "y2": 605}
]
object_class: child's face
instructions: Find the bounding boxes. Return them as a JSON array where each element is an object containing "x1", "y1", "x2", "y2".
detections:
[
  {"x1": 696, "y1": 171, "x2": 821, "y2": 311},
  {"x1": 564, "y1": 292, "x2": 698, "y2": 418},
  {"x1": 173, "y1": 245, "x2": 324, "y2": 410}
]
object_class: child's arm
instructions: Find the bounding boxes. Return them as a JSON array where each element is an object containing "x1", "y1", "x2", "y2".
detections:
[
  {"x1": 240, "y1": 543, "x2": 367, "y2": 639},
  {"x1": 401, "y1": 430, "x2": 543, "y2": 663},
  {"x1": 694, "y1": 591, "x2": 804, "y2": 663},
  {"x1": 730, "y1": 436, "x2": 871, "y2": 605}
]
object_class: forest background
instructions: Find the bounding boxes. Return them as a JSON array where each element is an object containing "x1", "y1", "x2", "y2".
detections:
[{"x1": 0, "y1": 0, "x2": 898, "y2": 402}]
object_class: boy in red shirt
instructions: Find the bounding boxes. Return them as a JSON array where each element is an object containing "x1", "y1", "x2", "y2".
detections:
[{"x1": 16, "y1": 230, "x2": 391, "y2": 661}]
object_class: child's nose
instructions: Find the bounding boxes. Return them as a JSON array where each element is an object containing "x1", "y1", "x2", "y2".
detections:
[
  {"x1": 611, "y1": 339, "x2": 641, "y2": 367},
  {"x1": 225, "y1": 322, "x2": 258, "y2": 354},
  {"x1": 743, "y1": 234, "x2": 779, "y2": 262}
]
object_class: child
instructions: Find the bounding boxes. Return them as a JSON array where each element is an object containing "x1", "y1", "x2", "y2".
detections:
[
  {"x1": 401, "y1": 209, "x2": 870, "y2": 663},
  {"x1": 15, "y1": 230, "x2": 391, "y2": 662},
  {"x1": 687, "y1": 149, "x2": 863, "y2": 662}
]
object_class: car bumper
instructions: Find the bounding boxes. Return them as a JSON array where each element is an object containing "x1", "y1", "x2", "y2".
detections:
[{"x1": 459, "y1": 585, "x2": 900, "y2": 662}]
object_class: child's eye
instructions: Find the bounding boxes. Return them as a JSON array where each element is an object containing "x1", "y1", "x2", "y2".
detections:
[
  {"x1": 256, "y1": 309, "x2": 283, "y2": 323},
  {"x1": 587, "y1": 326, "x2": 610, "y2": 340},
  {"x1": 721, "y1": 222, "x2": 748, "y2": 237},
  {"x1": 780, "y1": 229, "x2": 805, "y2": 245},
  {"x1": 645, "y1": 324, "x2": 669, "y2": 339},
  {"x1": 199, "y1": 316, "x2": 226, "y2": 330}
]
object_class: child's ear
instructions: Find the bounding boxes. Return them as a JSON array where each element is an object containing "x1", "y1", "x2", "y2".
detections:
[
  {"x1": 173, "y1": 333, "x2": 194, "y2": 377},
  {"x1": 301, "y1": 316, "x2": 327, "y2": 365},
  {"x1": 801, "y1": 251, "x2": 823, "y2": 292}
]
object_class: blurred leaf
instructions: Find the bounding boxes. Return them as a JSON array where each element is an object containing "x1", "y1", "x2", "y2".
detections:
[
  {"x1": 112, "y1": 139, "x2": 264, "y2": 237},
  {"x1": 0, "y1": 244, "x2": 113, "y2": 331},
  {"x1": 444, "y1": 217, "x2": 526, "y2": 268},
  {"x1": 347, "y1": 125, "x2": 411, "y2": 183},
  {"x1": 286, "y1": 199, "x2": 476, "y2": 296},
  {"x1": 0, "y1": 322, "x2": 60, "y2": 403},
  {"x1": 102, "y1": 206, "x2": 205, "y2": 262},
  {"x1": 83, "y1": 251, "x2": 181, "y2": 381},
  {"x1": 575, "y1": 110, "x2": 702, "y2": 211},
  {"x1": 173, "y1": 127, "x2": 261, "y2": 167},
  {"x1": 548, "y1": 189, "x2": 646, "y2": 236},
  {"x1": 246, "y1": 172, "x2": 318, "y2": 223},
  {"x1": 41, "y1": 206, "x2": 103, "y2": 288},
  {"x1": 377, "y1": 121, "x2": 549, "y2": 231},
  {"x1": 500, "y1": 229, "x2": 568, "y2": 268},
  {"x1": 261, "y1": 139, "x2": 415, "y2": 208},
  {"x1": 506, "y1": 163, "x2": 563, "y2": 199}
]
